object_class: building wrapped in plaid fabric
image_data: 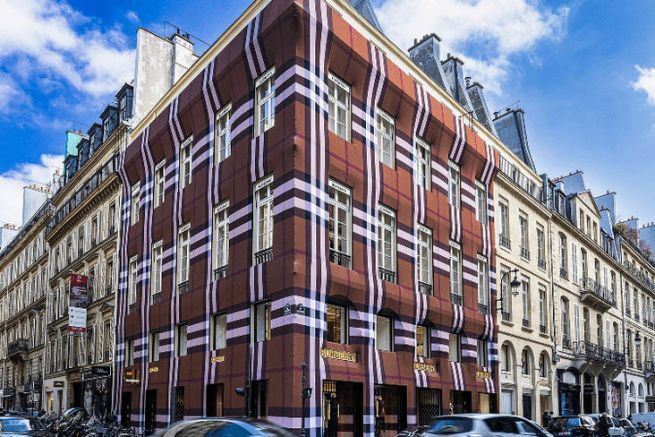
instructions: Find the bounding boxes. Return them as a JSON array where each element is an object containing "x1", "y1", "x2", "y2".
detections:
[{"x1": 114, "y1": 0, "x2": 515, "y2": 434}]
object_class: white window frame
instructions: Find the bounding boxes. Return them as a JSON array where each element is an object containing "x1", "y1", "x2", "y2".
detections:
[
  {"x1": 539, "y1": 286, "x2": 547, "y2": 329},
  {"x1": 377, "y1": 205, "x2": 396, "y2": 276},
  {"x1": 215, "y1": 103, "x2": 232, "y2": 163},
  {"x1": 212, "y1": 313, "x2": 227, "y2": 350},
  {"x1": 475, "y1": 182, "x2": 487, "y2": 223},
  {"x1": 125, "y1": 339, "x2": 134, "y2": 367},
  {"x1": 179, "y1": 136, "x2": 193, "y2": 189},
  {"x1": 376, "y1": 314, "x2": 393, "y2": 352},
  {"x1": 213, "y1": 201, "x2": 230, "y2": 274},
  {"x1": 178, "y1": 224, "x2": 191, "y2": 286},
  {"x1": 254, "y1": 68, "x2": 276, "y2": 136},
  {"x1": 477, "y1": 256, "x2": 489, "y2": 308},
  {"x1": 449, "y1": 333, "x2": 461, "y2": 362},
  {"x1": 376, "y1": 109, "x2": 395, "y2": 167},
  {"x1": 154, "y1": 160, "x2": 166, "y2": 208},
  {"x1": 130, "y1": 183, "x2": 140, "y2": 225},
  {"x1": 252, "y1": 301, "x2": 272, "y2": 343},
  {"x1": 128, "y1": 256, "x2": 138, "y2": 306},
  {"x1": 151, "y1": 241, "x2": 163, "y2": 303},
  {"x1": 417, "y1": 224, "x2": 432, "y2": 288},
  {"x1": 149, "y1": 332, "x2": 160, "y2": 363},
  {"x1": 416, "y1": 324, "x2": 429, "y2": 358},
  {"x1": 328, "y1": 180, "x2": 352, "y2": 260},
  {"x1": 253, "y1": 175, "x2": 274, "y2": 260},
  {"x1": 326, "y1": 303, "x2": 348, "y2": 344},
  {"x1": 328, "y1": 72, "x2": 351, "y2": 140},
  {"x1": 477, "y1": 339, "x2": 488, "y2": 367},
  {"x1": 175, "y1": 324, "x2": 188, "y2": 357},
  {"x1": 414, "y1": 137, "x2": 431, "y2": 190},
  {"x1": 519, "y1": 213, "x2": 529, "y2": 256},
  {"x1": 450, "y1": 243, "x2": 462, "y2": 298},
  {"x1": 521, "y1": 278, "x2": 530, "y2": 324}
]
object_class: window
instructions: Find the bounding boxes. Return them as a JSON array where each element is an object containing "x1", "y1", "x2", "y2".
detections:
[
  {"x1": 130, "y1": 183, "x2": 140, "y2": 225},
  {"x1": 521, "y1": 279, "x2": 530, "y2": 327},
  {"x1": 448, "y1": 333, "x2": 461, "y2": 362},
  {"x1": 574, "y1": 303, "x2": 580, "y2": 343},
  {"x1": 499, "y1": 199, "x2": 510, "y2": 248},
  {"x1": 538, "y1": 286, "x2": 547, "y2": 332},
  {"x1": 501, "y1": 344, "x2": 511, "y2": 372},
  {"x1": 151, "y1": 241, "x2": 163, "y2": 303},
  {"x1": 125, "y1": 339, "x2": 134, "y2": 366},
  {"x1": 215, "y1": 104, "x2": 232, "y2": 163},
  {"x1": 581, "y1": 248, "x2": 588, "y2": 280},
  {"x1": 500, "y1": 268, "x2": 511, "y2": 321},
  {"x1": 174, "y1": 386, "x2": 185, "y2": 422},
  {"x1": 328, "y1": 180, "x2": 352, "y2": 267},
  {"x1": 572, "y1": 242, "x2": 578, "y2": 283},
  {"x1": 128, "y1": 256, "x2": 138, "y2": 306},
  {"x1": 175, "y1": 324, "x2": 188, "y2": 357},
  {"x1": 179, "y1": 136, "x2": 193, "y2": 188},
  {"x1": 539, "y1": 353, "x2": 547, "y2": 378},
  {"x1": 417, "y1": 225, "x2": 432, "y2": 293},
  {"x1": 77, "y1": 225, "x2": 85, "y2": 256},
  {"x1": 561, "y1": 298, "x2": 570, "y2": 346},
  {"x1": 416, "y1": 325, "x2": 429, "y2": 358},
  {"x1": 519, "y1": 214, "x2": 529, "y2": 259},
  {"x1": 536, "y1": 224, "x2": 545, "y2": 267},
  {"x1": 477, "y1": 339, "x2": 488, "y2": 367},
  {"x1": 212, "y1": 314, "x2": 227, "y2": 350},
  {"x1": 252, "y1": 301, "x2": 271, "y2": 342},
  {"x1": 559, "y1": 234, "x2": 568, "y2": 277},
  {"x1": 448, "y1": 162, "x2": 460, "y2": 210},
  {"x1": 213, "y1": 202, "x2": 230, "y2": 278},
  {"x1": 254, "y1": 69, "x2": 275, "y2": 135},
  {"x1": 178, "y1": 224, "x2": 190, "y2": 290},
  {"x1": 328, "y1": 73, "x2": 351, "y2": 139},
  {"x1": 476, "y1": 183, "x2": 487, "y2": 223},
  {"x1": 376, "y1": 313, "x2": 393, "y2": 351},
  {"x1": 477, "y1": 258, "x2": 489, "y2": 312},
  {"x1": 149, "y1": 332, "x2": 160, "y2": 362},
  {"x1": 377, "y1": 206, "x2": 396, "y2": 282},
  {"x1": 613, "y1": 322, "x2": 619, "y2": 352},
  {"x1": 521, "y1": 349, "x2": 531, "y2": 375},
  {"x1": 154, "y1": 161, "x2": 166, "y2": 208},
  {"x1": 450, "y1": 244, "x2": 462, "y2": 304},
  {"x1": 253, "y1": 176, "x2": 274, "y2": 262},
  {"x1": 326, "y1": 303, "x2": 347, "y2": 344},
  {"x1": 376, "y1": 109, "x2": 395, "y2": 167},
  {"x1": 415, "y1": 137, "x2": 431, "y2": 189}
]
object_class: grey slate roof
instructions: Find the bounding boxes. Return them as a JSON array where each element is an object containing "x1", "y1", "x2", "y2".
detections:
[
  {"x1": 347, "y1": 0, "x2": 383, "y2": 33},
  {"x1": 493, "y1": 109, "x2": 536, "y2": 172}
]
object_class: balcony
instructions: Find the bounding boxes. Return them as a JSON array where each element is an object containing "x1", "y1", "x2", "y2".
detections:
[
  {"x1": 418, "y1": 281, "x2": 432, "y2": 296},
  {"x1": 329, "y1": 250, "x2": 351, "y2": 269},
  {"x1": 151, "y1": 292, "x2": 162, "y2": 305},
  {"x1": 378, "y1": 267, "x2": 396, "y2": 283},
  {"x1": 520, "y1": 247, "x2": 530, "y2": 260},
  {"x1": 539, "y1": 325, "x2": 547, "y2": 335},
  {"x1": 177, "y1": 281, "x2": 189, "y2": 294},
  {"x1": 499, "y1": 235, "x2": 511, "y2": 250},
  {"x1": 573, "y1": 341, "x2": 625, "y2": 368},
  {"x1": 254, "y1": 247, "x2": 273, "y2": 265},
  {"x1": 478, "y1": 303, "x2": 489, "y2": 315},
  {"x1": 580, "y1": 277, "x2": 615, "y2": 311},
  {"x1": 522, "y1": 318, "x2": 530, "y2": 329},
  {"x1": 8, "y1": 339, "x2": 29, "y2": 362},
  {"x1": 450, "y1": 293, "x2": 463, "y2": 306},
  {"x1": 213, "y1": 265, "x2": 228, "y2": 280},
  {"x1": 560, "y1": 268, "x2": 568, "y2": 279},
  {"x1": 501, "y1": 311, "x2": 511, "y2": 322},
  {"x1": 538, "y1": 258, "x2": 546, "y2": 270}
]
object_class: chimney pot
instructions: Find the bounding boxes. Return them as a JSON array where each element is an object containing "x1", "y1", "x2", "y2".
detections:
[{"x1": 465, "y1": 76, "x2": 471, "y2": 87}]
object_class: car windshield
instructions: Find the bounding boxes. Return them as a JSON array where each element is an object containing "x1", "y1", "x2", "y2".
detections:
[
  {"x1": 567, "y1": 417, "x2": 582, "y2": 427},
  {"x1": 0, "y1": 417, "x2": 35, "y2": 432},
  {"x1": 428, "y1": 418, "x2": 473, "y2": 434}
]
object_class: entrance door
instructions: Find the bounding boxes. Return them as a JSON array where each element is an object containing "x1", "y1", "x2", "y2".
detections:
[
  {"x1": 598, "y1": 376, "x2": 607, "y2": 413},
  {"x1": 417, "y1": 388, "x2": 441, "y2": 425},
  {"x1": 450, "y1": 390, "x2": 472, "y2": 414},
  {"x1": 375, "y1": 385, "x2": 407, "y2": 436},
  {"x1": 522, "y1": 394, "x2": 533, "y2": 420},
  {"x1": 145, "y1": 390, "x2": 156, "y2": 435},
  {"x1": 501, "y1": 390, "x2": 514, "y2": 415},
  {"x1": 121, "y1": 392, "x2": 132, "y2": 428},
  {"x1": 323, "y1": 381, "x2": 363, "y2": 437},
  {"x1": 206, "y1": 384, "x2": 224, "y2": 417}
]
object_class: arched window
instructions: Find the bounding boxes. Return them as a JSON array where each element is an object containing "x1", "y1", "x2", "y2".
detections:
[
  {"x1": 501, "y1": 343, "x2": 513, "y2": 373},
  {"x1": 539, "y1": 352, "x2": 549, "y2": 378},
  {"x1": 639, "y1": 383, "x2": 644, "y2": 398},
  {"x1": 630, "y1": 382, "x2": 635, "y2": 397},
  {"x1": 521, "y1": 348, "x2": 531, "y2": 375}
]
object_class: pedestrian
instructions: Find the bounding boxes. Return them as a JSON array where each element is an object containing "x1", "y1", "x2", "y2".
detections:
[
  {"x1": 598, "y1": 412, "x2": 611, "y2": 437},
  {"x1": 542, "y1": 410, "x2": 551, "y2": 428}
]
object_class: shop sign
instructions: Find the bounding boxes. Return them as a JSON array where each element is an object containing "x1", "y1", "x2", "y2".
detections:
[
  {"x1": 53, "y1": 381, "x2": 64, "y2": 388},
  {"x1": 414, "y1": 362, "x2": 437, "y2": 373},
  {"x1": 210, "y1": 355, "x2": 225, "y2": 363},
  {"x1": 320, "y1": 348, "x2": 357, "y2": 362},
  {"x1": 92, "y1": 366, "x2": 111, "y2": 377},
  {"x1": 69, "y1": 274, "x2": 88, "y2": 333},
  {"x1": 646, "y1": 395, "x2": 655, "y2": 403},
  {"x1": 149, "y1": 367, "x2": 159, "y2": 373},
  {"x1": 476, "y1": 369, "x2": 492, "y2": 380},
  {"x1": 124, "y1": 369, "x2": 140, "y2": 383}
]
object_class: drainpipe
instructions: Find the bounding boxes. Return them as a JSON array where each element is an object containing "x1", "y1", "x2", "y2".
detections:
[{"x1": 548, "y1": 218, "x2": 558, "y2": 415}]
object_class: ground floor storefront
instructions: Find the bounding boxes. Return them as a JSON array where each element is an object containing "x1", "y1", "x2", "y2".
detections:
[{"x1": 556, "y1": 367, "x2": 623, "y2": 417}]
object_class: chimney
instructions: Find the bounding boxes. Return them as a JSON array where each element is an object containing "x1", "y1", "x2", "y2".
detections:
[
  {"x1": 466, "y1": 80, "x2": 498, "y2": 136},
  {"x1": 441, "y1": 55, "x2": 474, "y2": 112},
  {"x1": 22, "y1": 185, "x2": 49, "y2": 226},
  {"x1": 0, "y1": 224, "x2": 19, "y2": 251},
  {"x1": 171, "y1": 32, "x2": 198, "y2": 84},
  {"x1": 408, "y1": 33, "x2": 449, "y2": 92}
]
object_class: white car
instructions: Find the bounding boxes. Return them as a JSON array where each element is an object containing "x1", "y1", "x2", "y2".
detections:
[
  {"x1": 424, "y1": 413, "x2": 553, "y2": 436},
  {"x1": 587, "y1": 414, "x2": 625, "y2": 436}
]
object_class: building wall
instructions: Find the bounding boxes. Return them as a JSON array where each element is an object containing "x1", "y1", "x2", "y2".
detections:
[{"x1": 115, "y1": 0, "x2": 501, "y2": 433}]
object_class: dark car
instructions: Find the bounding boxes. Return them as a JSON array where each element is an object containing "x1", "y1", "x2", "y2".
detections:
[
  {"x1": 548, "y1": 416, "x2": 596, "y2": 436},
  {"x1": 0, "y1": 415, "x2": 50, "y2": 436},
  {"x1": 159, "y1": 418, "x2": 295, "y2": 436}
]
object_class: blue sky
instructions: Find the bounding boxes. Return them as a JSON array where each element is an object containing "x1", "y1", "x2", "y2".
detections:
[{"x1": 0, "y1": 0, "x2": 654, "y2": 227}]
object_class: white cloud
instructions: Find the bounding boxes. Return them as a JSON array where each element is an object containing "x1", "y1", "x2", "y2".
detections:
[
  {"x1": 375, "y1": 0, "x2": 568, "y2": 94},
  {"x1": 633, "y1": 65, "x2": 655, "y2": 105},
  {"x1": 0, "y1": 0, "x2": 135, "y2": 98},
  {"x1": 0, "y1": 154, "x2": 62, "y2": 226},
  {"x1": 126, "y1": 10, "x2": 140, "y2": 23}
]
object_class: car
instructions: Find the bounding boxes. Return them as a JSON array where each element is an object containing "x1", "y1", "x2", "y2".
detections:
[
  {"x1": 586, "y1": 414, "x2": 625, "y2": 436},
  {"x1": 0, "y1": 415, "x2": 50, "y2": 436},
  {"x1": 424, "y1": 413, "x2": 552, "y2": 436},
  {"x1": 158, "y1": 418, "x2": 295, "y2": 436},
  {"x1": 547, "y1": 415, "x2": 596, "y2": 436}
]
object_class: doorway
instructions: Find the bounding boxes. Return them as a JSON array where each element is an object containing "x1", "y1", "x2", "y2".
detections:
[
  {"x1": 522, "y1": 393, "x2": 533, "y2": 420},
  {"x1": 375, "y1": 385, "x2": 407, "y2": 436},
  {"x1": 450, "y1": 390, "x2": 472, "y2": 414},
  {"x1": 323, "y1": 381, "x2": 363, "y2": 437},
  {"x1": 598, "y1": 376, "x2": 607, "y2": 413},
  {"x1": 121, "y1": 392, "x2": 132, "y2": 428},
  {"x1": 206, "y1": 384, "x2": 224, "y2": 417},
  {"x1": 501, "y1": 390, "x2": 514, "y2": 415},
  {"x1": 145, "y1": 390, "x2": 156, "y2": 435},
  {"x1": 417, "y1": 388, "x2": 441, "y2": 425}
]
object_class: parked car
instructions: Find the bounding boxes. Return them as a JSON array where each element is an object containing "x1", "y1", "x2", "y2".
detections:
[
  {"x1": 397, "y1": 425, "x2": 430, "y2": 436},
  {"x1": 587, "y1": 414, "x2": 625, "y2": 436},
  {"x1": 423, "y1": 413, "x2": 552, "y2": 436},
  {"x1": 547, "y1": 415, "x2": 596, "y2": 436},
  {"x1": 0, "y1": 414, "x2": 50, "y2": 436},
  {"x1": 159, "y1": 418, "x2": 295, "y2": 436}
]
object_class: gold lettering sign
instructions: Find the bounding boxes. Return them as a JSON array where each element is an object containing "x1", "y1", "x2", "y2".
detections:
[
  {"x1": 149, "y1": 367, "x2": 159, "y2": 373},
  {"x1": 124, "y1": 378, "x2": 140, "y2": 384},
  {"x1": 414, "y1": 362, "x2": 437, "y2": 373},
  {"x1": 321, "y1": 348, "x2": 357, "y2": 362},
  {"x1": 476, "y1": 369, "x2": 492, "y2": 380},
  {"x1": 210, "y1": 355, "x2": 226, "y2": 363}
]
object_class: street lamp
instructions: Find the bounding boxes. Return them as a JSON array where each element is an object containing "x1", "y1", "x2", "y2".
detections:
[
  {"x1": 300, "y1": 362, "x2": 312, "y2": 437},
  {"x1": 495, "y1": 268, "x2": 522, "y2": 312}
]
